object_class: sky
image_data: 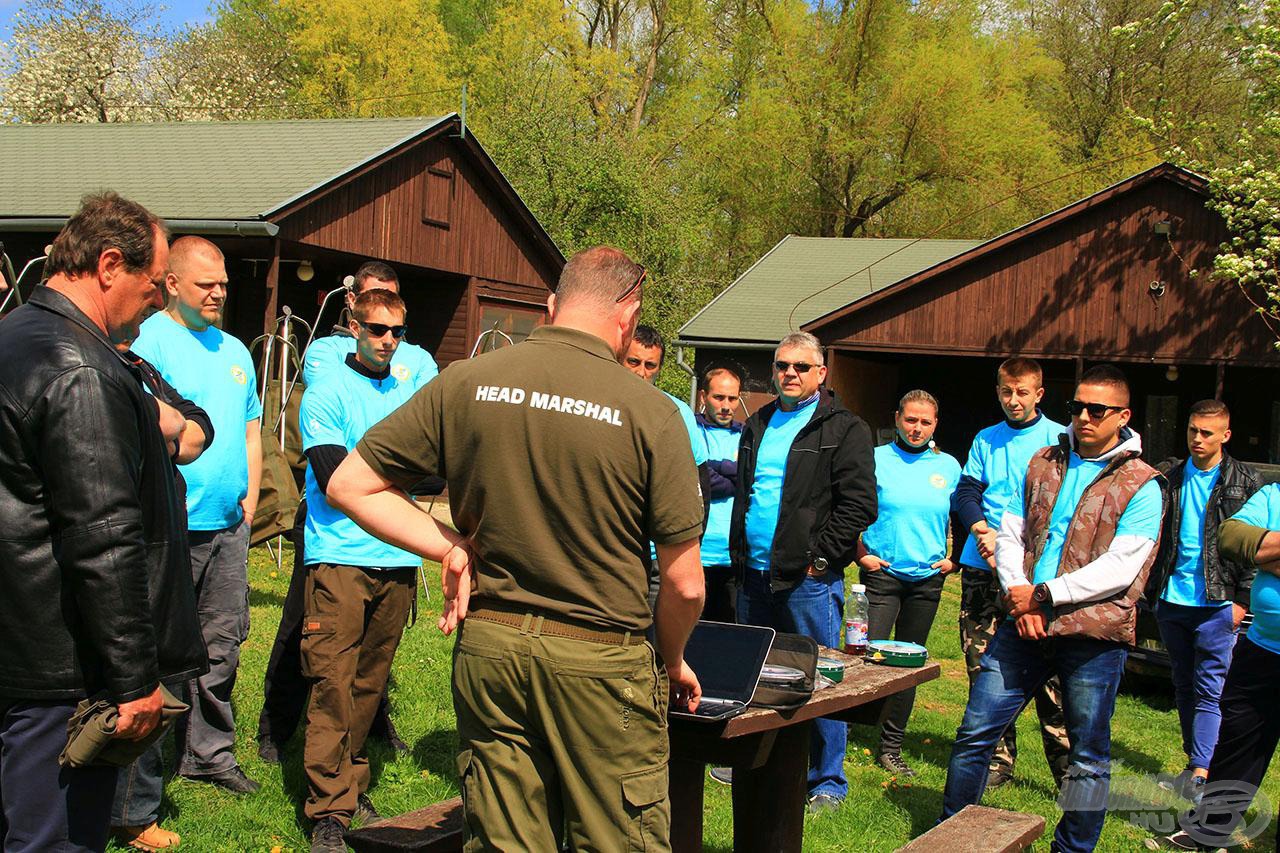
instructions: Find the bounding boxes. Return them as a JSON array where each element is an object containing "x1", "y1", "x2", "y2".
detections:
[{"x1": 0, "y1": 0, "x2": 213, "y2": 42}]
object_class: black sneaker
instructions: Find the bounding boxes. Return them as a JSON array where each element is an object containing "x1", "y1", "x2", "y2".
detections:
[
  {"x1": 181, "y1": 765, "x2": 261, "y2": 795},
  {"x1": 985, "y1": 767, "x2": 1013, "y2": 790},
  {"x1": 257, "y1": 738, "x2": 285, "y2": 765},
  {"x1": 310, "y1": 816, "x2": 346, "y2": 853},
  {"x1": 354, "y1": 793, "x2": 382, "y2": 826},
  {"x1": 877, "y1": 752, "x2": 917, "y2": 778},
  {"x1": 708, "y1": 767, "x2": 733, "y2": 785}
]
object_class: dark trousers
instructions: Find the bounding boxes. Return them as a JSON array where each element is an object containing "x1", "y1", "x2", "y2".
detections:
[
  {"x1": 862, "y1": 568, "x2": 945, "y2": 755},
  {"x1": 702, "y1": 565, "x2": 737, "y2": 623},
  {"x1": 0, "y1": 700, "x2": 117, "y2": 852},
  {"x1": 1185, "y1": 635, "x2": 1280, "y2": 847},
  {"x1": 257, "y1": 501, "x2": 398, "y2": 749}
]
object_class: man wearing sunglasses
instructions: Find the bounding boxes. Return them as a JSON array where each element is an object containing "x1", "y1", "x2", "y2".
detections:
[
  {"x1": 296, "y1": 289, "x2": 423, "y2": 851},
  {"x1": 301, "y1": 261, "x2": 438, "y2": 392},
  {"x1": 260, "y1": 260, "x2": 432, "y2": 763},
  {"x1": 730, "y1": 332, "x2": 878, "y2": 814},
  {"x1": 942, "y1": 365, "x2": 1165, "y2": 853}
]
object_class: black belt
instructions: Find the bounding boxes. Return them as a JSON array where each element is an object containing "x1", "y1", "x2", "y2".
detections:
[{"x1": 468, "y1": 604, "x2": 645, "y2": 646}]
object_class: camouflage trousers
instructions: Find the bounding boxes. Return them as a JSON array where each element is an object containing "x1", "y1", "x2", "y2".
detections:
[{"x1": 959, "y1": 567, "x2": 1071, "y2": 785}]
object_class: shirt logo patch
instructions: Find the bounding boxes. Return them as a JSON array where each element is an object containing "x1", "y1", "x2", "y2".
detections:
[
  {"x1": 930, "y1": 473, "x2": 948, "y2": 489},
  {"x1": 392, "y1": 364, "x2": 411, "y2": 381},
  {"x1": 230, "y1": 365, "x2": 248, "y2": 385}
]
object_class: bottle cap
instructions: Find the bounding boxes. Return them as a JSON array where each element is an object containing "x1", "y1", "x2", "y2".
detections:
[{"x1": 850, "y1": 583, "x2": 866, "y2": 594}]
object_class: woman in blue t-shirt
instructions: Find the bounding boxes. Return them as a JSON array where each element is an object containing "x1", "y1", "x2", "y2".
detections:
[{"x1": 858, "y1": 390, "x2": 961, "y2": 777}]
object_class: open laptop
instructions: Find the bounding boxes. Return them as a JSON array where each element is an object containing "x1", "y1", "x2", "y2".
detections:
[{"x1": 668, "y1": 621, "x2": 776, "y2": 722}]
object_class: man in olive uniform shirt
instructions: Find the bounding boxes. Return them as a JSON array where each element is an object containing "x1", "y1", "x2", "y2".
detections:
[{"x1": 328, "y1": 246, "x2": 706, "y2": 851}]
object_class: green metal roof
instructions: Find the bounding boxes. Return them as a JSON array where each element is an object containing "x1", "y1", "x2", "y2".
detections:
[
  {"x1": 678, "y1": 235, "x2": 981, "y2": 345},
  {"x1": 0, "y1": 116, "x2": 450, "y2": 220}
]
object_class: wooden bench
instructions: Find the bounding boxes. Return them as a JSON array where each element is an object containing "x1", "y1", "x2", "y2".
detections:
[
  {"x1": 344, "y1": 797, "x2": 464, "y2": 853},
  {"x1": 895, "y1": 805, "x2": 1045, "y2": 853}
]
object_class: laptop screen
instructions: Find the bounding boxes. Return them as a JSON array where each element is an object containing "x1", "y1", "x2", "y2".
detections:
[{"x1": 680, "y1": 621, "x2": 776, "y2": 704}]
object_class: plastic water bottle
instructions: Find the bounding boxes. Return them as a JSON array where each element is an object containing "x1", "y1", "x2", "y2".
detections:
[{"x1": 844, "y1": 583, "x2": 869, "y2": 656}]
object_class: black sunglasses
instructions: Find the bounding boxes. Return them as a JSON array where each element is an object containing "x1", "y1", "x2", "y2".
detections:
[
  {"x1": 614, "y1": 266, "x2": 648, "y2": 303},
  {"x1": 774, "y1": 360, "x2": 817, "y2": 374},
  {"x1": 358, "y1": 320, "x2": 408, "y2": 339},
  {"x1": 1067, "y1": 399, "x2": 1124, "y2": 419}
]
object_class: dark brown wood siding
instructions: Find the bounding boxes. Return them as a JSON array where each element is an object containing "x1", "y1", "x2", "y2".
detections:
[
  {"x1": 273, "y1": 138, "x2": 560, "y2": 291},
  {"x1": 819, "y1": 177, "x2": 1279, "y2": 367}
]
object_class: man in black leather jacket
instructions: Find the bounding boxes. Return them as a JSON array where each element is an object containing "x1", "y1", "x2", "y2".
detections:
[{"x1": 0, "y1": 193, "x2": 206, "y2": 852}]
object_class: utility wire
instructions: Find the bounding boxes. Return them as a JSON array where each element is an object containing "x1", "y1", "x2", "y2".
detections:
[{"x1": 784, "y1": 145, "x2": 1169, "y2": 333}]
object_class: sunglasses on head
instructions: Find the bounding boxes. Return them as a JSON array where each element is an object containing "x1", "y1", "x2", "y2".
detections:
[
  {"x1": 357, "y1": 320, "x2": 408, "y2": 339},
  {"x1": 614, "y1": 266, "x2": 648, "y2": 303},
  {"x1": 774, "y1": 360, "x2": 817, "y2": 374},
  {"x1": 1067, "y1": 399, "x2": 1124, "y2": 419}
]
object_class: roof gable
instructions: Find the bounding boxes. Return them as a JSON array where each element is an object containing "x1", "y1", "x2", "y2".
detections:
[
  {"x1": 803, "y1": 162, "x2": 1207, "y2": 334},
  {"x1": 678, "y1": 235, "x2": 979, "y2": 345}
]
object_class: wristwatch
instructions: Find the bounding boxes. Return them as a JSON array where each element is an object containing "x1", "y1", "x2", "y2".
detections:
[
  {"x1": 1033, "y1": 583, "x2": 1053, "y2": 605},
  {"x1": 812, "y1": 556, "x2": 829, "y2": 573}
]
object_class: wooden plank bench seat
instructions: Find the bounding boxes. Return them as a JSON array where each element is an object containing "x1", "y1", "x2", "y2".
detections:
[
  {"x1": 895, "y1": 805, "x2": 1046, "y2": 853},
  {"x1": 344, "y1": 797, "x2": 465, "y2": 853}
]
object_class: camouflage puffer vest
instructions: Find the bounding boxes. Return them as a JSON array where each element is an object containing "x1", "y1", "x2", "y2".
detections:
[{"x1": 1021, "y1": 442, "x2": 1161, "y2": 645}]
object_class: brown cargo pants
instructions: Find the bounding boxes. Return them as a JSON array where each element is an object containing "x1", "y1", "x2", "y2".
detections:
[
  {"x1": 959, "y1": 567, "x2": 1070, "y2": 784},
  {"x1": 452, "y1": 614, "x2": 672, "y2": 852},
  {"x1": 302, "y1": 563, "x2": 416, "y2": 824}
]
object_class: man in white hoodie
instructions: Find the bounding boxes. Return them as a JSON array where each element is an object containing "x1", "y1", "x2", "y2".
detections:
[{"x1": 940, "y1": 365, "x2": 1165, "y2": 853}]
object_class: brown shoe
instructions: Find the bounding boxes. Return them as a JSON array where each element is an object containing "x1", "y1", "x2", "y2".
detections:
[{"x1": 111, "y1": 823, "x2": 181, "y2": 851}]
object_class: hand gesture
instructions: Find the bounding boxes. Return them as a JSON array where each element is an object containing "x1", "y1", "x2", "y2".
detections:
[
  {"x1": 438, "y1": 541, "x2": 473, "y2": 635},
  {"x1": 933, "y1": 558, "x2": 956, "y2": 575},
  {"x1": 1003, "y1": 584, "x2": 1037, "y2": 618},
  {"x1": 115, "y1": 686, "x2": 163, "y2": 740},
  {"x1": 1015, "y1": 611, "x2": 1048, "y2": 640},
  {"x1": 858, "y1": 554, "x2": 890, "y2": 574},
  {"x1": 667, "y1": 659, "x2": 703, "y2": 713},
  {"x1": 973, "y1": 521, "x2": 997, "y2": 568}
]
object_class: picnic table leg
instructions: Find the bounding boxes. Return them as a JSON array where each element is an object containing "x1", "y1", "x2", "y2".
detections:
[
  {"x1": 731, "y1": 720, "x2": 810, "y2": 853},
  {"x1": 669, "y1": 756, "x2": 706, "y2": 853}
]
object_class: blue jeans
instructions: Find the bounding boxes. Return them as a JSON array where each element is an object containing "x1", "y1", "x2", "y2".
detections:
[
  {"x1": 1156, "y1": 600, "x2": 1236, "y2": 770},
  {"x1": 942, "y1": 622, "x2": 1127, "y2": 853},
  {"x1": 738, "y1": 570, "x2": 847, "y2": 799}
]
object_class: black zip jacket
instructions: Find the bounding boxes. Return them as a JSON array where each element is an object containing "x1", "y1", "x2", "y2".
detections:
[
  {"x1": 0, "y1": 287, "x2": 207, "y2": 702},
  {"x1": 1145, "y1": 451, "x2": 1262, "y2": 608},
  {"x1": 729, "y1": 388, "x2": 877, "y2": 591}
]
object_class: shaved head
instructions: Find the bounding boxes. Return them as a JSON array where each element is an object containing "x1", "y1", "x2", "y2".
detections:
[{"x1": 168, "y1": 235, "x2": 224, "y2": 276}]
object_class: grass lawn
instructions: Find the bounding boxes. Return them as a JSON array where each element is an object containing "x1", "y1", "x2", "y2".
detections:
[{"x1": 118, "y1": 544, "x2": 1280, "y2": 852}]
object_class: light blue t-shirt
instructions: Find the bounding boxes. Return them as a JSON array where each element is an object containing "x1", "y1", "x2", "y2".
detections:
[
  {"x1": 648, "y1": 392, "x2": 710, "y2": 564},
  {"x1": 664, "y1": 392, "x2": 708, "y2": 465},
  {"x1": 1225, "y1": 485, "x2": 1280, "y2": 655},
  {"x1": 863, "y1": 442, "x2": 962, "y2": 581},
  {"x1": 959, "y1": 414, "x2": 1066, "y2": 570},
  {"x1": 300, "y1": 363, "x2": 422, "y2": 568},
  {"x1": 133, "y1": 312, "x2": 263, "y2": 530},
  {"x1": 1163, "y1": 463, "x2": 1228, "y2": 607},
  {"x1": 1005, "y1": 455, "x2": 1164, "y2": 585},
  {"x1": 303, "y1": 333, "x2": 438, "y2": 392},
  {"x1": 745, "y1": 396, "x2": 819, "y2": 572},
  {"x1": 699, "y1": 420, "x2": 742, "y2": 568}
]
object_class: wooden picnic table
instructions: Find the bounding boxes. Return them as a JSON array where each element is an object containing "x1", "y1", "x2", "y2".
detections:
[{"x1": 667, "y1": 650, "x2": 941, "y2": 853}]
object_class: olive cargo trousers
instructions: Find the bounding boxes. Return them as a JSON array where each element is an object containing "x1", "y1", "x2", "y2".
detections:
[
  {"x1": 452, "y1": 615, "x2": 672, "y2": 851},
  {"x1": 302, "y1": 563, "x2": 415, "y2": 824}
]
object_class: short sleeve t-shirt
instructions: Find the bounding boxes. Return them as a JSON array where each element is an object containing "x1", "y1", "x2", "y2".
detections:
[
  {"x1": 301, "y1": 364, "x2": 421, "y2": 569},
  {"x1": 744, "y1": 397, "x2": 818, "y2": 572},
  {"x1": 303, "y1": 333, "x2": 438, "y2": 392},
  {"x1": 664, "y1": 391, "x2": 709, "y2": 465},
  {"x1": 698, "y1": 421, "x2": 741, "y2": 568},
  {"x1": 1163, "y1": 462, "x2": 1227, "y2": 607},
  {"x1": 1005, "y1": 454, "x2": 1164, "y2": 585},
  {"x1": 959, "y1": 415, "x2": 1066, "y2": 569},
  {"x1": 133, "y1": 311, "x2": 263, "y2": 530},
  {"x1": 862, "y1": 443, "x2": 962, "y2": 581},
  {"x1": 356, "y1": 325, "x2": 704, "y2": 632},
  {"x1": 1226, "y1": 485, "x2": 1280, "y2": 654}
]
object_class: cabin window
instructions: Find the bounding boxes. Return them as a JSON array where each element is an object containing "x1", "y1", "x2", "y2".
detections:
[
  {"x1": 476, "y1": 300, "x2": 544, "y2": 351},
  {"x1": 422, "y1": 163, "x2": 455, "y2": 228}
]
